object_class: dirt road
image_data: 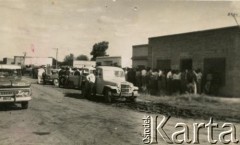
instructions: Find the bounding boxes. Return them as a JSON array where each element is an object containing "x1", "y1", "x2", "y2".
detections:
[{"x1": 0, "y1": 77, "x2": 239, "y2": 145}]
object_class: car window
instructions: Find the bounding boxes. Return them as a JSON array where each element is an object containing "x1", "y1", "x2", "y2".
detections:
[{"x1": 0, "y1": 69, "x2": 22, "y2": 78}]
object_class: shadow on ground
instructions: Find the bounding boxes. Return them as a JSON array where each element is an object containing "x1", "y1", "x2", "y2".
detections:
[
  {"x1": 0, "y1": 103, "x2": 23, "y2": 111},
  {"x1": 112, "y1": 101, "x2": 240, "y2": 123},
  {"x1": 64, "y1": 92, "x2": 125, "y2": 104},
  {"x1": 64, "y1": 93, "x2": 85, "y2": 100},
  {"x1": 64, "y1": 92, "x2": 239, "y2": 123}
]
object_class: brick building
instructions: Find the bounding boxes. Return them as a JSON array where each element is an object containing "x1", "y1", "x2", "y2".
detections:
[
  {"x1": 132, "y1": 44, "x2": 148, "y2": 68},
  {"x1": 133, "y1": 26, "x2": 240, "y2": 97}
]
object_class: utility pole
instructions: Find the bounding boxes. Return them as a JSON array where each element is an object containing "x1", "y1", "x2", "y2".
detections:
[
  {"x1": 228, "y1": 12, "x2": 240, "y2": 27},
  {"x1": 23, "y1": 52, "x2": 26, "y2": 65},
  {"x1": 53, "y1": 48, "x2": 58, "y2": 68}
]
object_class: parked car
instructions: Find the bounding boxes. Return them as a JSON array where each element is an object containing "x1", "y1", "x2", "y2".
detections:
[
  {"x1": 0, "y1": 65, "x2": 32, "y2": 109},
  {"x1": 42, "y1": 69, "x2": 60, "y2": 86},
  {"x1": 83, "y1": 66, "x2": 138, "y2": 102}
]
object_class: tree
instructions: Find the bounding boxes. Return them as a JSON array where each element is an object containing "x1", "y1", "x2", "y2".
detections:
[
  {"x1": 63, "y1": 53, "x2": 74, "y2": 66},
  {"x1": 90, "y1": 41, "x2": 109, "y2": 61},
  {"x1": 76, "y1": 55, "x2": 89, "y2": 61}
]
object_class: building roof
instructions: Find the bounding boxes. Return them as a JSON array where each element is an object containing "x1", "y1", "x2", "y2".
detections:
[
  {"x1": 149, "y1": 25, "x2": 239, "y2": 40},
  {"x1": 132, "y1": 56, "x2": 148, "y2": 60},
  {"x1": 132, "y1": 44, "x2": 148, "y2": 48},
  {"x1": 0, "y1": 65, "x2": 21, "y2": 69},
  {"x1": 14, "y1": 56, "x2": 24, "y2": 58},
  {"x1": 3, "y1": 57, "x2": 14, "y2": 60},
  {"x1": 96, "y1": 56, "x2": 121, "y2": 59}
]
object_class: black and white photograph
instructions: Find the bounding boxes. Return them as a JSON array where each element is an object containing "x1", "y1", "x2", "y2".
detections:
[{"x1": 0, "y1": 0, "x2": 240, "y2": 145}]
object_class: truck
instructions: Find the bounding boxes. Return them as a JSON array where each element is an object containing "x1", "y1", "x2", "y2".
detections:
[
  {"x1": 82, "y1": 66, "x2": 138, "y2": 103},
  {"x1": 0, "y1": 65, "x2": 32, "y2": 109}
]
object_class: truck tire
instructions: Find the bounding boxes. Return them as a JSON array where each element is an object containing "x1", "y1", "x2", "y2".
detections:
[
  {"x1": 104, "y1": 90, "x2": 112, "y2": 103},
  {"x1": 82, "y1": 85, "x2": 87, "y2": 98},
  {"x1": 21, "y1": 102, "x2": 29, "y2": 109},
  {"x1": 127, "y1": 97, "x2": 136, "y2": 102}
]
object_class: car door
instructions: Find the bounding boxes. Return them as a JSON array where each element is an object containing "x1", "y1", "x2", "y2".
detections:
[
  {"x1": 69, "y1": 74, "x2": 79, "y2": 88},
  {"x1": 95, "y1": 68, "x2": 104, "y2": 95}
]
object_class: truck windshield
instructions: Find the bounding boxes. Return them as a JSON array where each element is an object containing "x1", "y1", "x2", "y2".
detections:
[
  {"x1": 0, "y1": 69, "x2": 22, "y2": 78},
  {"x1": 103, "y1": 70, "x2": 125, "y2": 79}
]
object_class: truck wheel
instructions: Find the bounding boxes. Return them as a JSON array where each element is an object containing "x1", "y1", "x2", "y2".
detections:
[
  {"x1": 53, "y1": 79, "x2": 59, "y2": 87},
  {"x1": 104, "y1": 90, "x2": 112, "y2": 103},
  {"x1": 21, "y1": 102, "x2": 29, "y2": 109},
  {"x1": 82, "y1": 85, "x2": 87, "y2": 98},
  {"x1": 127, "y1": 97, "x2": 136, "y2": 102}
]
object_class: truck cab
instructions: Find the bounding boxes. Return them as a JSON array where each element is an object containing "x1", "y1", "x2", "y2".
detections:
[
  {"x1": 68, "y1": 67, "x2": 95, "y2": 89},
  {"x1": 94, "y1": 66, "x2": 138, "y2": 102},
  {"x1": 0, "y1": 65, "x2": 31, "y2": 109}
]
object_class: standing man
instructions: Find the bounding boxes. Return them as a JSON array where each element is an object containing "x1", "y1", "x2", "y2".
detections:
[
  {"x1": 166, "y1": 69, "x2": 173, "y2": 95},
  {"x1": 37, "y1": 66, "x2": 45, "y2": 84},
  {"x1": 195, "y1": 69, "x2": 203, "y2": 94},
  {"x1": 65, "y1": 67, "x2": 71, "y2": 87},
  {"x1": 85, "y1": 72, "x2": 96, "y2": 97},
  {"x1": 141, "y1": 67, "x2": 147, "y2": 94},
  {"x1": 58, "y1": 66, "x2": 66, "y2": 87}
]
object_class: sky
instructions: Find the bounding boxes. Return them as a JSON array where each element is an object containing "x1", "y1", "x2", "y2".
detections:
[{"x1": 0, "y1": 0, "x2": 240, "y2": 67}]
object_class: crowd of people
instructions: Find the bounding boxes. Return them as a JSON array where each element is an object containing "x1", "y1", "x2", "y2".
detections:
[
  {"x1": 124, "y1": 67, "x2": 221, "y2": 96},
  {"x1": 35, "y1": 64, "x2": 221, "y2": 96}
]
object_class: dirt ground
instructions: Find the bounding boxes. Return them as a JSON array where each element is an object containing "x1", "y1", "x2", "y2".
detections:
[{"x1": 0, "y1": 77, "x2": 239, "y2": 145}]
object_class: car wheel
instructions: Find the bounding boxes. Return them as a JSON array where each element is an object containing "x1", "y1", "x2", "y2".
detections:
[
  {"x1": 104, "y1": 90, "x2": 112, "y2": 103},
  {"x1": 21, "y1": 102, "x2": 29, "y2": 109},
  {"x1": 53, "y1": 79, "x2": 59, "y2": 87}
]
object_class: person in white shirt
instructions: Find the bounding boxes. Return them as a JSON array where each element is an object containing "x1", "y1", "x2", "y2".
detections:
[
  {"x1": 86, "y1": 73, "x2": 96, "y2": 84},
  {"x1": 172, "y1": 70, "x2": 181, "y2": 93},
  {"x1": 195, "y1": 69, "x2": 203, "y2": 94},
  {"x1": 85, "y1": 73, "x2": 96, "y2": 97},
  {"x1": 37, "y1": 66, "x2": 45, "y2": 84},
  {"x1": 141, "y1": 68, "x2": 147, "y2": 93},
  {"x1": 166, "y1": 70, "x2": 173, "y2": 95}
]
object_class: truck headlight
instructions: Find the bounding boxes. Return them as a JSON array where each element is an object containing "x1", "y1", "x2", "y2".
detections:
[
  {"x1": 16, "y1": 90, "x2": 30, "y2": 97},
  {"x1": 133, "y1": 86, "x2": 139, "y2": 91},
  {"x1": 117, "y1": 83, "x2": 121, "y2": 89}
]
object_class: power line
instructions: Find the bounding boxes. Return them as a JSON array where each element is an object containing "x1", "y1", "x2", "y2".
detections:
[{"x1": 228, "y1": 12, "x2": 240, "y2": 27}]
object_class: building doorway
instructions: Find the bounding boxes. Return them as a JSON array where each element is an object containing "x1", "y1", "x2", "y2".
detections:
[
  {"x1": 204, "y1": 58, "x2": 226, "y2": 86},
  {"x1": 180, "y1": 59, "x2": 192, "y2": 71}
]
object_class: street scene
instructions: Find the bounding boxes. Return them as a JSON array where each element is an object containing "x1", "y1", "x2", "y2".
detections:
[{"x1": 0, "y1": 0, "x2": 240, "y2": 145}]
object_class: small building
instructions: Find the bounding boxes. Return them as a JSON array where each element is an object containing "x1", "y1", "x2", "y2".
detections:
[
  {"x1": 14, "y1": 56, "x2": 24, "y2": 65},
  {"x1": 73, "y1": 60, "x2": 96, "y2": 68},
  {"x1": 133, "y1": 26, "x2": 240, "y2": 97},
  {"x1": 96, "y1": 56, "x2": 122, "y2": 67},
  {"x1": 3, "y1": 57, "x2": 14, "y2": 65},
  {"x1": 132, "y1": 44, "x2": 148, "y2": 69},
  {"x1": 24, "y1": 57, "x2": 53, "y2": 66}
]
